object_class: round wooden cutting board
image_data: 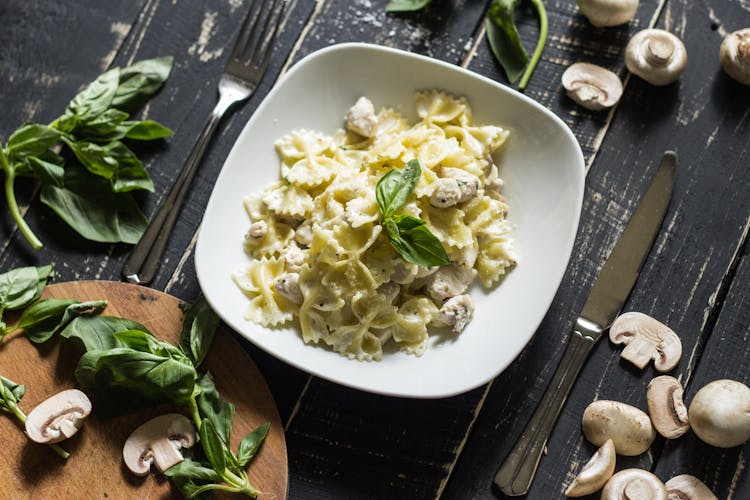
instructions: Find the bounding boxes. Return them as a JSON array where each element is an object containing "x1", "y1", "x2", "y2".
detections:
[{"x1": 0, "y1": 281, "x2": 288, "y2": 499}]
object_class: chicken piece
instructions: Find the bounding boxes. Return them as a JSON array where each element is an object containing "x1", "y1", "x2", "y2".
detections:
[
  {"x1": 437, "y1": 295, "x2": 475, "y2": 333},
  {"x1": 244, "y1": 221, "x2": 267, "y2": 241},
  {"x1": 439, "y1": 167, "x2": 480, "y2": 202},
  {"x1": 345, "y1": 97, "x2": 378, "y2": 138},
  {"x1": 281, "y1": 242, "x2": 306, "y2": 272},
  {"x1": 425, "y1": 265, "x2": 476, "y2": 304},
  {"x1": 294, "y1": 221, "x2": 313, "y2": 247},
  {"x1": 390, "y1": 260, "x2": 419, "y2": 285},
  {"x1": 274, "y1": 273, "x2": 303, "y2": 304},
  {"x1": 430, "y1": 178, "x2": 462, "y2": 208}
]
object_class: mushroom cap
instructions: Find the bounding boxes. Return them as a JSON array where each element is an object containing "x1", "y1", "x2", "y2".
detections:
[
  {"x1": 123, "y1": 413, "x2": 196, "y2": 476},
  {"x1": 609, "y1": 312, "x2": 682, "y2": 371},
  {"x1": 626, "y1": 29, "x2": 687, "y2": 85},
  {"x1": 25, "y1": 389, "x2": 92, "y2": 444},
  {"x1": 720, "y1": 28, "x2": 750, "y2": 86},
  {"x1": 577, "y1": 0, "x2": 639, "y2": 27},
  {"x1": 562, "y1": 62, "x2": 623, "y2": 110},
  {"x1": 688, "y1": 379, "x2": 750, "y2": 448},
  {"x1": 601, "y1": 469, "x2": 668, "y2": 500},
  {"x1": 565, "y1": 439, "x2": 616, "y2": 497},
  {"x1": 647, "y1": 375, "x2": 690, "y2": 439},
  {"x1": 582, "y1": 400, "x2": 656, "y2": 456},
  {"x1": 665, "y1": 474, "x2": 717, "y2": 500}
]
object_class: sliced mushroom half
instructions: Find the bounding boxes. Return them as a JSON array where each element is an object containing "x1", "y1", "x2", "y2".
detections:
[
  {"x1": 720, "y1": 28, "x2": 750, "y2": 86},
  {"x1": 25, "y1": 389, "x2": 92, "y2": 444},
  {"x1": 602, "y1": 469, "x2": 668, "y2": 500},
  {"x1": 626, "y1": 29, "x2": 688, "y2": 85},
  {"x1": 562, "y1": 63, "x2": 623, "y2": 110},
  {"x1": 123, "y1": 413, "x2": 196, "y2": 476},
  {"x1": 665, "y1": 474, "x2": 717, "y2": 500},
  {"x1": 582, "y1": 400, "x2": 656, "y2": 456},
  {"x1": 609, "y1": 312, "x2": 682, "y2": 371},
  {"x1": 565, "y1": 439, "x2": 616, "y2": 497},
  {"x1": 647, "y1": 375, "x2": 690, "y2": 439}
]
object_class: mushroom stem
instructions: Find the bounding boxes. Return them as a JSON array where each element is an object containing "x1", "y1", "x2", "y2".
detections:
[
  {"x1": 4, "y1": 401, "x2": 69, "y2": 459},
  {"x1": 646, "y1": 37, "x2": 674, "y2": 66}
]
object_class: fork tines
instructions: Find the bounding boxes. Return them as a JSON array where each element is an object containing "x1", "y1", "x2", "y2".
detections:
[{"x1": 232, "y1": 0, "x2": 289, "y2": 70}]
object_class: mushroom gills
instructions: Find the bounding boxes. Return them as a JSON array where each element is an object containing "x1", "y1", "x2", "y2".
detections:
[
  {"x1": 647, "y1": 376, "x2": 690, "y2": 439},
  {"x1": 601, "y1": 469, "x2": 668, "y2": 500},
  {"x1": 25, "y1": 389, "x2": 92, "y2": 444},
  {"x1": 123, "y1": 413, "x2": 196, "y2": 476},
  {"x1": 609, "y1": 312, "x2": 682, "y2": 371},
  {"x1": 562, "y1": 63, "x2": 623, "y2": 110}
]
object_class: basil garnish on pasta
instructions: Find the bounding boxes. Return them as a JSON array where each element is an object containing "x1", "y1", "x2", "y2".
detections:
[{"x1": 376, "y1": 159, "x2": 450, "y2": 267}]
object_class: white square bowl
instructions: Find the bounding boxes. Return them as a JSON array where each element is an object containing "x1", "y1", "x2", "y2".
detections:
[{"x1": 195, "y1": 43, "x2": 585, "y2": 398}]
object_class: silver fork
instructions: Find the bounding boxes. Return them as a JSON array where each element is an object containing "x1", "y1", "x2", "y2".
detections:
[{"x1": 122, "y1": 0, "x2": 289, "y2": 285}]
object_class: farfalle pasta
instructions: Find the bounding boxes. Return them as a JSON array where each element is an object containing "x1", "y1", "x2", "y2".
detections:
[{"x1": 233, "y1": 91, "x2": 516, "y2": 360}]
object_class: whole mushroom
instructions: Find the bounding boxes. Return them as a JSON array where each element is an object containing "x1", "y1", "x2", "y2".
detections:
[
  {"x1": 123, "y1": 413, "x2": 196, "y2": 475},
  {"x1": 720, "y1": 28, "x2": 750, "y2": 86},
  {"x1": 25, "y1": 389, "x2": 92, "y2": 444},
  {"x1": 562, "y1": 62, "x2": 624, "y2": 111},
  {"x1": 565, "y1": 439, "x2": 616, "y2": 497},
  {"x1": 688, "y1": 379, "x2": 750, "y2": 448},
  {"x1": 665, "y1": 474, "x2": 717, "y2": 500},
  {"x1": 577, "y1": 0, "x2": 639, "y2": 27},
  {"x1": 601, "y1": 469, "x2": 668, "y2": 500},
  {"x1": 609, "y1": 312, "x2": 682, "y2": 372},
  {"x1": 582, "y1": 400, "x2": 656, "y2": 456},
  {"x1": 626, "y1": 29, "x2": 688, "y2": 85}
]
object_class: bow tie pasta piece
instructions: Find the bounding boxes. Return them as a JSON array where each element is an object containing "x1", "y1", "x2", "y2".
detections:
[{"x1": 235, "y1": 90, "x2": 517, "y2": 360}]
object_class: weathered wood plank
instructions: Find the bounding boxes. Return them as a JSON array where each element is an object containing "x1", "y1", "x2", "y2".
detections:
[{"x1": 442, "y1": 0, "x2": 750, "y2": 497}]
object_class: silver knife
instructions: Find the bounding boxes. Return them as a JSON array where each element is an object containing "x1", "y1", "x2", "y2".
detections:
[{"x1": 494, "y1": 151, "x2": 677, "y2": 496}]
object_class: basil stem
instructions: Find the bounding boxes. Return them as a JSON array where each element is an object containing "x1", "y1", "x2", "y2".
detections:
[
  {"x1": 518, "y1": 0, "x2": 549, "y2": 91},
  {"x1": 0, "y1": 150, "x2": 42, "y2": 249}
]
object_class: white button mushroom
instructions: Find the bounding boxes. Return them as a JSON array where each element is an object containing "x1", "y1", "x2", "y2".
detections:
[
  {"x1": 123, "y1": 413, "x2": 196, "y2": 476},
  {"x1": 646, "y1": 375, "x2": 690, "y2": 439},
  {"x1": 609, "y1": 312, "x2": 682, "y2": 371},
  {"x1": 274, "y1": 273, "x2": 303, "y2": 304},
  {"x1": 626, "y1": 29, "x2": 688, "y2": 85},
  {"x1": 565, "y1": 439, "x2": 616, "y2": 497},
  {"x1": 562, "y1": 62, "x2": 623, "y2": 110},
  {"x1": 688, "y1": 379, "x2": 750, "y2": 448},
  {"x1": 601, "y1": 469, "x2": 668, "y2": 500},
  {"x1": 25, "y1": 389, "x2": 92, "y2": 444},
  {"x1": 582, "y1": 400, "x2": 656, "y2": 456},
  {"x1": 665, "y1": 474, "x2": 718, "y2": 500},
  {"x1": 345, "y1": 96, "x2": 378, "y2": 138},
  {"x1": 577, "y1": 0, "x2": 639, "y2": 27},
  {"x1": 437, "y1": 294, "x2": 475, "y2": 333},
  {"x1": 720, "y1": 28, "x2": 750, "y2": 86}
]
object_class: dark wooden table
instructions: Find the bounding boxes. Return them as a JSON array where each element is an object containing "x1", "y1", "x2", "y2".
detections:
[{"x1": 1, "y1": 1, "x2": 748, "y2": 498}]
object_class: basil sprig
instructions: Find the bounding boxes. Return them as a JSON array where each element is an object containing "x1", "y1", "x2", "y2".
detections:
[
  {"x1": 0, "y1": 265, "x2": 54, "y2": 338},
  {"x1": 376, "y1": 159, "x2": 450, "y2": 267},
  {"x1": 0, "y1": 56, "x2": 174, "y2": 249}
]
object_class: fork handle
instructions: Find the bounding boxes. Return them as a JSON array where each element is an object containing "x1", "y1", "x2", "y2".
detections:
[
  {"x1": 122, "y1": 98, "x2": 234, "y2": 285},
  {"x1": 493, "y1": 320, "x2": 601, "y2": 496}
]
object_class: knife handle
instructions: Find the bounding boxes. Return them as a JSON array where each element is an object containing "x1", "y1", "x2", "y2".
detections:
[{"x1": 494, "y1": 320, "x2": 601, "y2": 496}]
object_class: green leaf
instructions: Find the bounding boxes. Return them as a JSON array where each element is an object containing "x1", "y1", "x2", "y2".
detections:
[
  {"x1": 106, "y1": 141, "x2": 154, "y2": 192},
  {"x1": 19, "y1": 299, "x2": 107, "y2": 344},
  {"x1": 386, "y1": 0, "x2": 432, "y2": 12},
  {"x1": 0, "y1": 265, "x2": 54, "y2": 311},
  {"x1": 486, "y1": 0, "x2": 529, "y2": 84},
  {"x1": 392, "y1": 214, "x2": 426, "y2": 230},
  {"x1": 6, "y1": 124, "x2": 61, "y2": 161},
  {"x1": 179, "y1": 296, "x2": 219, "y2": 368},
  {"x1": 40, "y1": 167, "x2": 148, "y2": 244},
  {"x1": 72, "y1": 109, "x2": 130, "y2": 139},
  {"x1": 376, "y1": 159, "x2": 422, "y2": 218},
  {"x1": 60, "y1": 314, "x2": 148, "y2": 353},
  {"x1": 66, "y1": 140, "x2": 118, "y2": 179},
  {"x1": 27, "y1": 157, "x2": 65, "y2": 187},
  {"x1": 237, "y1": 422, "x2": 270, "y2": 467},
  {"x1": 0, "y1": 375, "x2": 25, "y2": 411},
  {"x1": 195, "y1": 372, "x2": 234, "y2": 445},
  {"x1": 67, "y1": 68, "x2": 120, "y2": 122},
  {"x1": 165, "y1": 459, "x2": 222, "y2": 482},
  {"x1": 124, "y1": 120, "x2": 173, "y2": 141},
  {"x1": 111, "y1": 56, "x2": 174, "y2": 113},
  {"x1": 386, "y1": 218, "x2": 450, "y2": 267},
  {"x1": 199, "y1": 419, "x2": 227, "y2": 473}
]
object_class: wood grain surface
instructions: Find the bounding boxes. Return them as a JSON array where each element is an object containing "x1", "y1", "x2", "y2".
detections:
[
  {"x1": 0, "y1": 0, "x2": 748, "y2": 498},
  {"x1": 0, "y1": 281, "x2": 287, "y2": 499}
]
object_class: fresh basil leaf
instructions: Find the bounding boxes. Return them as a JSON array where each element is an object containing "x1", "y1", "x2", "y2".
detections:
[
  {"x1": 111, "y1": 56, "x2": 173, "y2": 113},
  {"x1": 199, "y1": 419, "x2": 227, "y2": 473},
  {"x1": 104, "y1": 141, "x2": 154, "y2": 192},
  {"x1": 0, "y1": 265, "x2": 53, "y2": 311},
  {"x1": 386, "y1": 220, "x2": 450, "y2": 267},
  {"x1": 179, "y1": 296, "x2": 219, "y2": 368},
  {"x1": 392, "y1": 214, "x2": 426, "y2": 230},
  {"x1": 237, "y1": 422, "x2": 270, "y2": 467},
  {"x1": 67, "y1": 67, "x2": 120, "y2": 122},
  {"x1": 27, "y1": 157, "x2": 65, "y2": 187},
  {"x1": 72, "y1": 109, "x2": 130, "y2": 139},
  {"x1": 124, "y1": 120, "x2": 173, "y2": 141},
  {"x1": 60, "y1": 315, "x2": 148, "y2": 353},
  {"x1": 486, "y1": 0, "x2": 529, "y2": 84},
  {"x1": 6, "y1": 124, "x2": 61, "y2": 162},
  {"x1": 65, "y1": 140, "x2": 118, "y2": 179},
  {"x1": 165, "y1": 459, "x2": 222, "y2": 482},
  {"x1": 113, "y1": 329, "x2": 189, "y2": 363},
  {"x1": 20, "y1": 299, "x2": 108, "y2": 344},
  {"x1": 0, "y1": 375, "x2": 25, "y2": 409},
  {"x1": 195, "y1": 372, "x2": 234, "y2": 445},
  {"x1": 386, "y1": 0, "x2": 432, "y2": 12},
  {"x1": 376, "y1": 159, "x2": 421, "y2": 218},
  {"x1": 40, "y1": 167, "x2": 148, "y2": 244}
]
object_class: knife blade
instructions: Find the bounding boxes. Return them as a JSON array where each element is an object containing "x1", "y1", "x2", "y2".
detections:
[{"x1": 494, "y1": 151, "x2": 677, "y2": 496}]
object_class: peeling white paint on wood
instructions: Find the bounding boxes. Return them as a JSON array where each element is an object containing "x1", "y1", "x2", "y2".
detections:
[
  {"x1": 188, "y1": 10, "x2": 224, "y2": 62},
  {"x1": 100, "y1": 21, "x2": 132, "y2": 70}
]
